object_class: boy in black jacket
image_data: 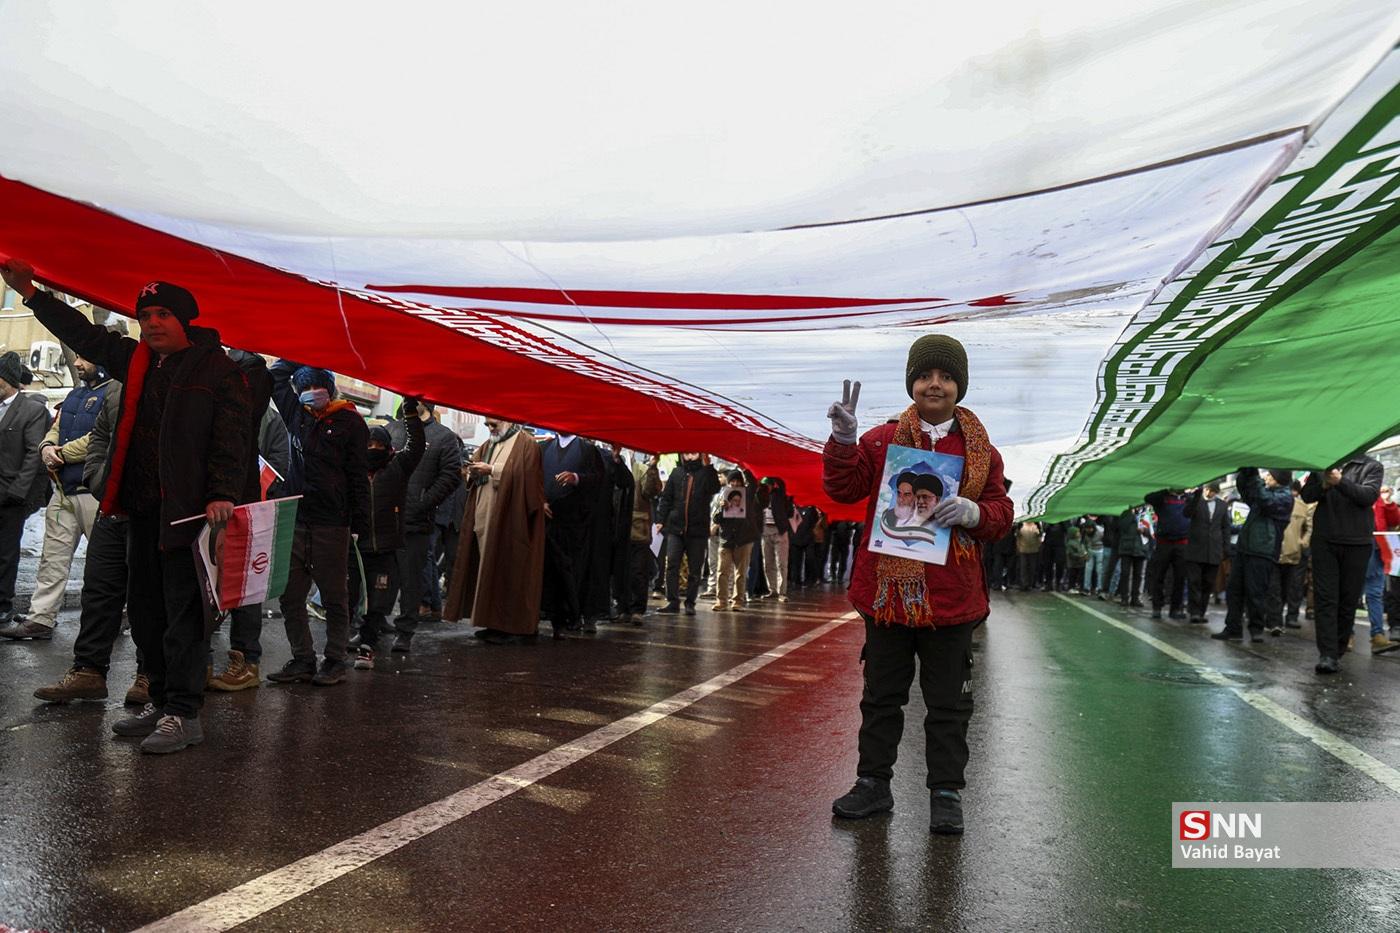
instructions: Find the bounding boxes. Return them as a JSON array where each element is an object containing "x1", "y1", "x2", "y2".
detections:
[
  {"x1": 267, "y1": 361, "x2": 369, "y2": 687},
  {"x1": 352, "y1": 400, "x2": 425, "y2": 668}
]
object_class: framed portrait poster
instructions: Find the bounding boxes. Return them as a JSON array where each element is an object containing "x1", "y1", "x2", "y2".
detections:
[{"x1": 866, "y1": 445, "x2": 965, "y2": 566}]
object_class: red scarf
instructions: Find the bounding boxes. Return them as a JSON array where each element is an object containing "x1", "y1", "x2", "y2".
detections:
[{"x1": 99, "y1": 343, "x2": 152, "y2": 516}]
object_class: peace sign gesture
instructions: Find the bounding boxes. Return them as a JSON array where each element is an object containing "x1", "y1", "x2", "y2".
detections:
[{"x1": 827, "y1": 379, "x2": 861, "y2": 444}]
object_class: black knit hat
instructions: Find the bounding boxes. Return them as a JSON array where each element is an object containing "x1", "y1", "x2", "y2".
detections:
[
  {"x1": 0, "y1": 351, "x2": 23, "y2": 388},
  {"x1": 135, "y1": 281, "x2": 199, "y2": 330},
  {"x1": 368, "y1": 426, "x2": 393, "y2": 448},
  {"x1": 1269, "y1": 469, "x2": 1293, "y2": 487},
  {"x1": 905, "y1": 334, "x2": 968, "y2": 401}
]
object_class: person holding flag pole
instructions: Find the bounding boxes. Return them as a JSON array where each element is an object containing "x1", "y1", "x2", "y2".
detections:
[{"x1": 1, "y1": 257, "x2": 256, "y2": 755}]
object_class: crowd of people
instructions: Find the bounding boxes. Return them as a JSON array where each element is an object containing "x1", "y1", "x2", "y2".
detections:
[
  {"x1": 993, "y1": 466, "x2": 1399, "y2": 671},
  {"x1": 0, "y1": 259, "x2": 870, "y2": 756}
]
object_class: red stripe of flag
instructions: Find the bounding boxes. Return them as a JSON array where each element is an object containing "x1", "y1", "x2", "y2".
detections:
[{"x1": 218, "y1": 507, "x2": 253, "y2": 609}]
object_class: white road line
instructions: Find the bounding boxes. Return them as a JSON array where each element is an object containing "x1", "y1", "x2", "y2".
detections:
[
  {"x1": 135, "y1": 611, "x2": 860, "y2": 933},
  {"x1": 1052, "y1": 593, "x2": 1400, "y2": 795}
]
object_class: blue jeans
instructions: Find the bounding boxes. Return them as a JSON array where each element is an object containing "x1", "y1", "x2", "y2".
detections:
[
  {"x1": 1084, "y1": 547, "x2": 1107, "y2": 592},
  {"x1": 1366, "y1": 544, "x2": 1385, "y2": 636}
]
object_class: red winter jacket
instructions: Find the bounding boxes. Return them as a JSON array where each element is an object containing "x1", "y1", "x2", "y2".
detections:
[
  {"x1": 1373, "y1": 498, "x2": 1400, "y2": 532},
  {"x1": 823, "y1": 420, "x2": 1014, "y2": 626}
]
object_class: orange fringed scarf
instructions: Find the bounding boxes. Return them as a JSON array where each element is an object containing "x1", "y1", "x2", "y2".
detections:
[{"x1": 871, "y1": 404, "x2": 992, "y2": 626}]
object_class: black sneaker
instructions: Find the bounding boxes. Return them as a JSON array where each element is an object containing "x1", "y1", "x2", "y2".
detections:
[
  {"x1": 1249, "y1": 631, "x2": 1265, "y2": 644},
  {"x1": 656, "y1": 603, "x2": 680, "y2": 615},
  {"x1": 1210, "y1": 631, "x2": 1242, "y2": 642},
  {"x1": 1285, "y1": 618, "x2": 1303, "y2": 629},
  {"x1": 392, "y1": 633, "x2": 412, "y2": 653},
  {"x1": 929, "y1": 790, "x2": 964, "y2": 835},
  {"x1": 684, "y1": 604, "x2": 697, "y2": 616},
  {"x1": 354, "y1": 647, "x2": 374, "y2": 670},
  {"x1": 1315, "y1": 655, "x2": 1340, "y2": 674},
  {"x1": 267, "y1": 657, "x2": 317, "y2": 683},
  {"x1": 1269, "y1": 626, "x2": 1284, "y2": 637},
  {"x1": 832, "y1": 777, "x2": 893, "y2": 819},
  {"x1": 1150, "y1": 609, "x2": 1163, "y2": 621},
  {"x1": 112, "y1": 702, "x2": 162, "y2": 737},
  {"x1": 1168, "y1": 610, "x2": 1187, "y2": 621},
  {"x1": 312, "y1": 659, "x2": 349, "y2": 686},
  {"x1": 1188, "y1": 616, "x2": 1207, "y2": 625}
]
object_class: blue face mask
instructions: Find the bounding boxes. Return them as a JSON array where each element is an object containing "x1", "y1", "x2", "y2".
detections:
[{"x1": 299, "y1": 388, "x2": 330, "y2": 410}]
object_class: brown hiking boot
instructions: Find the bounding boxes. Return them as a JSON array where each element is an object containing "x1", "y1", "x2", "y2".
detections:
[
  {"x1": 208, "y1": 649, "x2": 260, "y2": 691},
  {"x1": 1371, "y1": 633, "x2": 1400, "y2": 655},
  {"x1": 34, "y1": 668, "x2": 108, "y2": 703},
  {"x1": 125, "y1": 672, "x2": 151, "y2": 706}
]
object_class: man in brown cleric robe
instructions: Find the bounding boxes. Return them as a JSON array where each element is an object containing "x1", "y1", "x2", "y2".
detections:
[{"x1": 444, "y1": 418, "x2": 546, "y2": 643}]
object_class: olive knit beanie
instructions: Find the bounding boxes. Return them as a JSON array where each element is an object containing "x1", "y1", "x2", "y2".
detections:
[{"x1": 905, "y1": 334, "x2": 968, "y2": 401}]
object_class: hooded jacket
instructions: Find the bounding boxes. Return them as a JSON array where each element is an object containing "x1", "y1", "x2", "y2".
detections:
[
  {"x1": 270, "y1": 359, "x2": 369, "y2": 534},
  {"x1": 1234, "y1": 468, "x2": 1296, "y2": 559},
  {"x1": 362, "y1": 415, "x2": 426, "y2": 554},
  {"x1": 656, "y1": 459, "x2": 721, "y2": 538},
  {"x1": 1115, "y1": 509, "x2": 1149, "y2": 558},
  {"x1": 26, "y1": 290, "x2": 253, "y2": 549}
]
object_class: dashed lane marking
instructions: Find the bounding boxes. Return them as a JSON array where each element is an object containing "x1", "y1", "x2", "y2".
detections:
[{"x1": 135, "y1": 611, "x2": 860, "y2": 933}]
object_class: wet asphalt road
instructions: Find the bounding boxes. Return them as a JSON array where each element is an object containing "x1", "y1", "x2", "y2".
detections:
[{"x1": 2, "y1": 584, "x2": 1399, "y2": 932}]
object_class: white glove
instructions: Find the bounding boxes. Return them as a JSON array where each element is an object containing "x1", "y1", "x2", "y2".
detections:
[
  {"x1": 933, "y1": 496, "x2": 980, "y2": 529},
  {"x1": 826, "y1": 379, "x2": 861, "y2": 445}
]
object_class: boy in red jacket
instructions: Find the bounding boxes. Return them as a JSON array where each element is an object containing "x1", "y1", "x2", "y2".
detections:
[{"x1": 824, "y1": 334, "x2": 1013, "y2": 834}]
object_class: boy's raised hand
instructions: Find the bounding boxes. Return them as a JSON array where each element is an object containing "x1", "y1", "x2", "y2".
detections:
[{"x1": 827, "y1": 379, "x2": 861, "y2": 444}]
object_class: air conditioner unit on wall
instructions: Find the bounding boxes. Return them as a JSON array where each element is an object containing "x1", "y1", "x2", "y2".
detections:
[{"x1": 28, "y1": 340, "x2": 63, "y2": 374}]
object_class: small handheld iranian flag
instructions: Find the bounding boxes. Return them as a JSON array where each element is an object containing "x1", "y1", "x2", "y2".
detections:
[
  {"x1": 257, "y1": 455, "x2": 284, "y2": 500},
  {"x1": 1376, "y1": 533, "x2": 1400, "y2": 577},
  {"x1": 193, "y1": 496, "x2": 301, "y2": 611}
]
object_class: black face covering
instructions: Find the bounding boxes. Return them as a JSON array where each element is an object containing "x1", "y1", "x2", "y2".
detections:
[{"x1": 367, "y1": 448, "x2": 391, "y2": 470}]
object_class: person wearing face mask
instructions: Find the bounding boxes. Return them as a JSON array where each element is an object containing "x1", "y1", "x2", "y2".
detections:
[
  {"x1": 348, "y1": 400, "x2": 425, "y2": 670},
  {"x1": 444, "y1": 418, "x2": 547, "y2": 643},
  {"x1": 654, "y1": 452, "x2": 722, "y2": 615},
  {"x1": 266, "y1": 360, "x2": 370, "y2": 686}
]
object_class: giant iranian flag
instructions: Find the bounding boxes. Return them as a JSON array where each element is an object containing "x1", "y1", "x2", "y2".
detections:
[
  {"x1": 1, "y1": 4, "x2": 1398, "y2": 520},
  {"x1": 196, "y1": 498, "x2": 300, "y2": 612}
]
